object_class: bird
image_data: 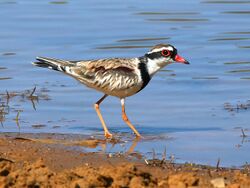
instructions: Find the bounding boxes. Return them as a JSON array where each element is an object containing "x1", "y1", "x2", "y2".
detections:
[{"x1": 32, "y1": 44, "x2": 189, "y2": 138}]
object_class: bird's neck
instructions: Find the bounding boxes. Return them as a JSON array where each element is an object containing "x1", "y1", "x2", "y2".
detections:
[{"x1": 138, "y1": 55, "x2": 169, "y2": 77}]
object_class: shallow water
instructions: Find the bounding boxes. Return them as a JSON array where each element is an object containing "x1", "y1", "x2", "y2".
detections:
[{"x1": 0, "y1": 0, "x2": 250, "y2": 167}]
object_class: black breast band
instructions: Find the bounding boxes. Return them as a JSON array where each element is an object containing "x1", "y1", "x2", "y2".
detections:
[{"x1": 137, "y1": 57, "x2": 151, "y2": 92}]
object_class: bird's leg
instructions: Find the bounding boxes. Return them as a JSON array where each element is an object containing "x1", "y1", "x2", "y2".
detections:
[
  {"x1": 120, "y1": 98, "x2": 141, "y2": 137},
  {"x1": 94, "y1": 94, "x2": 112, "y2": 138}
]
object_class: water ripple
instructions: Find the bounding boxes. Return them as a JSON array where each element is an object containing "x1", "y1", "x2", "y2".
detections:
[
  {"x1": 227, "y1": 69, "x2": 250, "y2": 73},
  {"x1": 147, "y1": 18, "x2": 209, "y2": 22},
  {"x1": 49, "y1": 1, "x2": 68, "y2": 4},
  {"x1": 0, "y1": 77, "x2": 12, "y2": 81},
  {"x1": 223, "y1": 31, "x2": 250, "y2": 35},
  {"x1": 203, "y1": 0, "x2": 250, "y2": 4},
  {"x1": 210, "y1": 37, "x2": 250, "y2": 41},
  {"x1": 0, "y1": 1, "x2": 17, "y2": 4},
  {"x1": 117, "y1": 37, "x2": 170, "y2": 43},
  {"x1": 224, "y1": 61, "x2": 250, "y2": 65},
  {"x1": 192, "y1": 76, "x2": 219, "y2": 80},
  {"x1": 222, "y1": 11, "x2": 250, "y2": 14},
  {"x1": 137, "y1": 12, "x2": 199, "y2": 15},
  {"x1": 239, "y1": 46, "x2": 250, "y2": 48},
  {"x1": 96, "y1": 45, "x2": 151, "y2": 50},
  {"x1": 2, "y1": 52, "x2": 16, "y2": 56}
]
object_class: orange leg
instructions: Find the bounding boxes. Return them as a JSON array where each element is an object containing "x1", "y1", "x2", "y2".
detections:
[
  {"x1": 120, "y1": 98, "x2": 141, "y2": 137},
  {"x1": 94, "y1": 94, "x2": 112, "y2": 138}
]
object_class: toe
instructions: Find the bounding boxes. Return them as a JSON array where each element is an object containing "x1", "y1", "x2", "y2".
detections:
[{"x1": 105, "y1": 132, "x2": 113, "y2": 139}]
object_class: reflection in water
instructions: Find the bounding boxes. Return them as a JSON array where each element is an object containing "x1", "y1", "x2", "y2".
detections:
[
  {"x1": 99, "y1": 137, "x2": 142, "y2": 155},
  {"x1": 0, "y1": 104, "x2": 6, "y2": 125},
  {"x1": 234, "y1": 127, "x2": 249, "y2": 147},
  {"x1": 15, "y1": 112, "x2": 21, "y2": 133},
  {"x1": 0, "y1": 88, "x2": 50, "y2": 131},
  {"x1": 22, "y1": 134, "x2": 142, "y2": 155},
  {"x1": 13, "y1": 134, "x2": 175, "y2": 160},
  {"x1": 224, "y1": 100, "x2": 250, "y2": 112},
  {"x1": 126, "y1": 137, "x2": 141, "y2": 154}
]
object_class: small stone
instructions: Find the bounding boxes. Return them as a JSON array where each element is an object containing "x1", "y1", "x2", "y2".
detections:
[{"x1": 210, "y1": 177, "x2": 225, "y2": 188}]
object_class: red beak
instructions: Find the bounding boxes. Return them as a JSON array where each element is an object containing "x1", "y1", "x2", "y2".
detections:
[{"x1": 174, "y1": 54, "x2": 189, "y2": 64}]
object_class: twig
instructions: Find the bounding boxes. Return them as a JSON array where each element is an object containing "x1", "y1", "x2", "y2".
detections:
[
  {"x1": 241, "y1": 129, "x2": 247, "y2": 138},
  {"x1": 6, "y1": 90, "x2": 10, "y2": 104},
  {"x1": 170, "y1": 154, "x2": 175, "y2": 164},
  {"x1": 0, "y1": 157, "x2": 14, "y2": 163},
  {"x1": 152, "y1": 148, "x2": 156, "y2": 159},
  {"x1": 29, "y1": 86, "x2": 36, "y2": 97},
  {"x1": 14, "y1": 111, "x2": 21, "y2": 131},
  {"x1": 15, "y1": 111, "x2": 20, "y2": 122},
  {"x1": 216, "y1": 158, "x2": 220, "y2": 171},
  {"x1": 162, "y1": 147, "x2": 166, "y2": 161},
  {"x1": 30, "y1": 99, "x2": 36, "y2": 111},
  {"x1": 6, "y1": 90, "x2": 10, "y2": 99}
]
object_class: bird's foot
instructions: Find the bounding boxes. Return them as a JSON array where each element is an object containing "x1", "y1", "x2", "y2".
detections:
[
  {"x1": 135, "y1": 134, "x2": 144, "y2": 139},
  {"x1": 104, "y1": 132, "x2": 113, "y2": 139}
]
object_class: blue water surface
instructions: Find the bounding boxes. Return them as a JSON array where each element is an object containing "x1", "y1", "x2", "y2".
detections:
[{"x1": 0, "y1": 0, "x2": 250, "y2": 167}]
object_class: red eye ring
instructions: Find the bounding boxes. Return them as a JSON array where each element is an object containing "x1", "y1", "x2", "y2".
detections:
[{"x1": 161, "y1": 50, "x2": 171, "y2": 57}]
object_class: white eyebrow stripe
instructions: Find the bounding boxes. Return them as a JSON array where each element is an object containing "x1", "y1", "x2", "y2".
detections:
[{"x1": 148, "y1": 46, "x2": 174, "y2": 54}]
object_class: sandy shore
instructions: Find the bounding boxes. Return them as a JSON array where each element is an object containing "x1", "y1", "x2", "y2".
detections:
[{"x1": 0, "y1": 133, "x2": 249, "y2": 188}]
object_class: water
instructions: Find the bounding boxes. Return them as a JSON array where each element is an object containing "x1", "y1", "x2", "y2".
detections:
[{"x1": 1, "y1": 0, "x2": 250, "y2": 167}]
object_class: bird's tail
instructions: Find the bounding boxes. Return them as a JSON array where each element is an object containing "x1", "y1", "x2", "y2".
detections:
[{"x1": 32, "y1": 56, "x2": 75, "y2": 72}]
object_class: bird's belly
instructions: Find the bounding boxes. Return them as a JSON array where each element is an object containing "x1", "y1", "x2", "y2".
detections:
[
  {"x1": 80, "y1": 79, "x2": 142, "y2": 98},
  {"x1": 93, "y1": 83, "x2": 142, "y2": 98},
  {"x1": 77, "y1": 70, "x2": 144, "y2": 98},
  {"x1": 105, "y1": 84, "x2": 143, "y2": 98}
]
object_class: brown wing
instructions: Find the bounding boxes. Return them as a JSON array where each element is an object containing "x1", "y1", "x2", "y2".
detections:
[
  {"x1": 69, "y1": 58, "x2": 141, "y2": 93},
  {"x1": 77, "y1": 58, "x2": 136, "y2": 71}
]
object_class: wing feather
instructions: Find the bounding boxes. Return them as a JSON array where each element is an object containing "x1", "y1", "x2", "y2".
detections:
[{"x1": 70, "y1": 58, "x2": 140, "y2": 93}]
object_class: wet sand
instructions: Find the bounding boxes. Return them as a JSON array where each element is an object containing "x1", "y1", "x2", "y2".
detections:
[{"x1": 0, "y1": 133, "x2": 249, "y2": 187}]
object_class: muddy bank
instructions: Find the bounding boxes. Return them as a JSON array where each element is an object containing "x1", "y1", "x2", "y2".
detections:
[{"x1": 0, "y1": 133, "x2": 249, "y2": 188}]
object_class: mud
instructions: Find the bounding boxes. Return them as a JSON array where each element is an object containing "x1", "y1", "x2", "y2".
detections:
[{"x1": 0, "y1": 133, "x2": 249, "y2": 188}]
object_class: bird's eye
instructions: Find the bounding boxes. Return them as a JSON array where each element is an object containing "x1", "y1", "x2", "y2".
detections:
[{"x1": 161, "y1": 50, "x2": 171, "y2": 57}]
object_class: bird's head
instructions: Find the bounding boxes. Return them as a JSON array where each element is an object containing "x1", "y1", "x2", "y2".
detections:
[
  {"x1": 144, "y1": 44, "x2": 189, "y2": 76},
  {"x1": 146, "y1": 44, "x2": 189, "y2": 65}
]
